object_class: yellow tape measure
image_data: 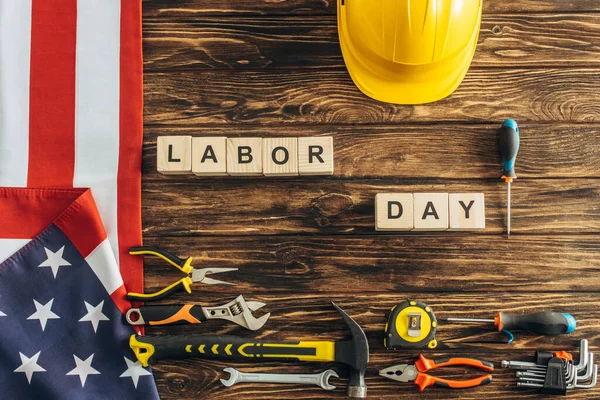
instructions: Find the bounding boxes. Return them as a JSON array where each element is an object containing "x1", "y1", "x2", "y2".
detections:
[{"x1": 384, "y1": 299, "x2": 437, "y2": 349}]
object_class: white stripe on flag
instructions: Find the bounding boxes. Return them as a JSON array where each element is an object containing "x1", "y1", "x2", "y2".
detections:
[
  {"x1": 85, "y1": 238, "x2": 124, "y2": 295},
  {"x1": 0, "y1": 239, "x2": 30, "y2": 264},
  {"x1": 74, "y1": 0, "x2": 121, "y2": 264},
  {"x1": 0, "y1": 0, "x2": 32, "y2": 186}
]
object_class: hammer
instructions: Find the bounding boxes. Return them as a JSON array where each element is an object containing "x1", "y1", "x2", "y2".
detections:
[{"x1": 129, "y1": 302, "x2": 369, "y2": 398}]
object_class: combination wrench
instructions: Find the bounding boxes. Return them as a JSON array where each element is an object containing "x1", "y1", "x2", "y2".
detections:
[{"x1": 220, "y1": 367, "x2": 339, "y2": 390}]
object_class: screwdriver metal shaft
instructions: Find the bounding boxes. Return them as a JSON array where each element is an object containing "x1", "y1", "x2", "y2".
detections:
[{"x1": 507, "y1": 182, "x2": 511, "y2": 236}]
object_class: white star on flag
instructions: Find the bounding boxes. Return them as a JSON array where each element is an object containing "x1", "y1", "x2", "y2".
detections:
[
  {"x1": 78, "y1": 300, "x2": 109, "y2": 332},
  {"x1": 38, "y1": 246, "x2": 71, "y2": 278},
  {"x1": 27, "y1": 298, "x2": 60, "y2": 331},
  {"x1": 0, "y1": 309, "x2": 5, "y2": 317},
  {"x1": 66, "y1": 354, "x2": 100, "y2": 387},
  {"x1": 120, "y1": 357, "x2": 152, "y2": 389},
  {"x1": 14, "y1": 351, "x2": 46, "y2": 384}
]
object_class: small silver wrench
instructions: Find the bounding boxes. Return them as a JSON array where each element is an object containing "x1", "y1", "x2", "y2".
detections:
[{"x1": 220, "y1": 367, "x2": 338, "y2": 390}]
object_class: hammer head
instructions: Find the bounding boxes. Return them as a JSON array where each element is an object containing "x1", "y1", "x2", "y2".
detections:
[{"x1": 331, "y1": 302, "x2": 369, "y2": 398}]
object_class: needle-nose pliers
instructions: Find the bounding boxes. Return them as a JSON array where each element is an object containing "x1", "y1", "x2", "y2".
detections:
[{"x1": 126, "y1": 246, "x2": 237, "y2": 302}]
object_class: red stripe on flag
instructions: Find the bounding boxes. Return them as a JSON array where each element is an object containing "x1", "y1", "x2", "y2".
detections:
[
  {"x1": 118, "y1": 0, "x2": 144, "y2": 294},
  {"x1": 55, "y1": 189, "x2": 108, "y2": 259},
  {"x1": 111, "y1": 284, "x2": 141, "y2": 334},
  {"x1": 0, "y1": 188, "x2": 85, "y2": 239},
  {"x1": 27, "y1": 0, "x2": 77, "y2": 187}
]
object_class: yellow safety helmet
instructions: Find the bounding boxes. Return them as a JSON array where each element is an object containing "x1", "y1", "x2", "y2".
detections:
[{"x1": 338, "y1": 0, "x2": 482, "y2": 104}]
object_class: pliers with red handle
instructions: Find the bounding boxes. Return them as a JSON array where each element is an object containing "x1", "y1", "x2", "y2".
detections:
[{"x1": 379, "y1": 354, "x2": 494, "y2": 392}]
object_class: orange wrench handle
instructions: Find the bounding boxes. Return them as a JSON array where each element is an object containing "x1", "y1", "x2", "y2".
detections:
[{"x1": 414, "y1": 373, "x2": 493, "y2": 392}]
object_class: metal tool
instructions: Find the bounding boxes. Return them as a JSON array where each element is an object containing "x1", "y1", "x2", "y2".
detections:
[
  {"x1": 503, "y1": 339, "x2": 597, "y2": 394},
  {"x1": 499, "y1": 119, "x2": 520, "y2": 237},
  {"x1": 220, "y1": 367, "x2": 338, "y2": 390},
  {"x1": 379, "y1": 354, "x2": 494, "y2": 392},
  {"x1": 125, "y1": 295, "x2": 270, "y2": 331},
  {"x1": 125, "y1": 246, "x2": 237, "y2": 301},
  {"x1": 442, "y1": 311, "x2": 576, "y2": 343},
  {"x1": 129, "y1": 302, "x2": 369, "y2": 398},
  {"x1": 384, "y1": 299, "x2": 437, "y2": 350}
]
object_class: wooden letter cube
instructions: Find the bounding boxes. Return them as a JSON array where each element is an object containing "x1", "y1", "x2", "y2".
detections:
[
  {"x1": 157, "y1": 136, "x2": 192, "y2": 174},
  {"x1": 448, "y1": 193, "x2": 485, "y2": 231},
  {"x1": 298, "y1": 137, "x2": 334, "y2": 175},
  {"x1": 192, "y1": 137, "x2": 227, "y2": 176},
  {"x1": 226, "y1": 138, "x2": 263, "y2": 176},
  {"x1": 262, "y1": 138, "x2": 298, "y2": 176},
  {"x1": 413, "y1": 193, "x2": 449, "y2": 231},
  {"x1": 375, "y1": 193, "x2": 414, "y2": 231}
]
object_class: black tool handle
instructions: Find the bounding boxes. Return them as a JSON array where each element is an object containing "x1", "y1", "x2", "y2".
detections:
[
  {"x1": 129, "y1": 334, "x2": 334, "y2": 367},
  {"x1": 498, "y1": 121, "x2": 519, "y2": 180},
  {"x1": 127, "y1": 277, "x2": 193, "y2": 302},
  {"x1": 138, "y1": 304, "x2": 207, "y2": 326},
  {"x1": 498, "y1": 312, "x2": 576, "y2": 335},
  {"x1": 129, "y1": 246, "x2": 186, "y2": 267}
]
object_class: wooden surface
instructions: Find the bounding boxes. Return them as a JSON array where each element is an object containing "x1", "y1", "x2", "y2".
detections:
[{"x1": 141, "y1": 1, "x2": 600, "y2": 398}]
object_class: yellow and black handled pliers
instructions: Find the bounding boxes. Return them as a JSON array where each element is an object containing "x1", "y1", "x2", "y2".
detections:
[{"x1": 126, "y1": 246, "x2": 237, "y2": 302}]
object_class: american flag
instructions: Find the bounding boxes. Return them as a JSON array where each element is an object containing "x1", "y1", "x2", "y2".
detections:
[
  {"x1": 0, "y1": 188, "x2": 159, "y2": 399},
  {"x1": 0, "y1": 0, "x2": 156, "y2": 397},
  {"x1": 0, "y1": 0, "x2": 144, "y2": 294}
]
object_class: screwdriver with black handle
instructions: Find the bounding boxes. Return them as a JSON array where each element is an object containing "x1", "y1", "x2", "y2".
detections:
[
  {"x1": 499, "y1": 119, "x2": 520, "y2": 237},
  {"x1": 444, "y1": 311, "x2": 576, "y2": 339}
]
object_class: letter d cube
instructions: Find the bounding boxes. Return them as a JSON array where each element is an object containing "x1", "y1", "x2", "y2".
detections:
[{"x1": 375, "y1": 193, "x2": 414, "y2": 231}]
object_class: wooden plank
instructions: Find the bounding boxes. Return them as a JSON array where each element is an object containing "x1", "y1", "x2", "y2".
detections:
[
  {"x1": 144, "y1": 69, "x2": 600, "y2": 124},
  {"x1": 141, "y1": 180, "x2": 600, "y2": 236},
  {"x1": 137, "y1": 235, "x2": 600, "y2": 294},
  {"x1": 143, "y1": 0, "x2": 600, "y2": 17},
  {"x1": 145, "y1": 293, "x2": 599, "y2": 399},
  {"x1": 143, "y1": 14, "x2": 600, "y2": 71},
  {"x1": 142, "y1": 124, "x2": 600, "y2": 179}
]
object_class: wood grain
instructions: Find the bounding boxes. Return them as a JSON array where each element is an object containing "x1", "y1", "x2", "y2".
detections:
[
  {"x1": 143, "y1": 0, "x2": 600, "y2": 17},
  {"x1": 143, "y1": 14, "x2": 600, "y2": 71},
  {"x1": 146, "y1": 293, "x2": 599, "y2": 399},
  {"x1": 144, "y1": 69, "x2": 600, "y2": 124},
  {"x1": 142, "y1": 179, "x2": 600, "y2": 236},
  {"x1": 141, "y1": 1, "x2": 600, "y2": 399},
  {"x1": 143, "y1": 124, "x2": 600, "y2": 179},
  {"x1": 137, "y1": 235, "x2": 600, "y2": 294}
]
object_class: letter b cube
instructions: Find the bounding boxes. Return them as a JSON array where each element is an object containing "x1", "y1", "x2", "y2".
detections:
[{"x1": 226, "y1": 138, "x2": 263, "y2": 176}]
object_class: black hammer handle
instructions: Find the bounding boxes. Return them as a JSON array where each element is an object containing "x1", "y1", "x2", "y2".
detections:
[{"x1": 129, "y1": 334, "x2": 336, "y2": 367}]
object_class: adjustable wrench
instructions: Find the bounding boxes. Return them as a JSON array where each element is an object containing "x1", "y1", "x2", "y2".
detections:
[
  {"x1": 126, "y1": 295, "x2": 270, "y2": 331},
  {"x1": 220, "y1": 367, "x2": 339, "y2": 390}
]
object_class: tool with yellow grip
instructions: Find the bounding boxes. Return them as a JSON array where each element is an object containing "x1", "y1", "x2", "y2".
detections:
[
  {"x1": 384, "y1": 299, "x2": 437, "y2": 349},
  {"x1": 126, "y1": 246, "x2": 237, "y2": 301},
  {"x1": 129, "y1": 303, "x2": 370, "y2": 398}
]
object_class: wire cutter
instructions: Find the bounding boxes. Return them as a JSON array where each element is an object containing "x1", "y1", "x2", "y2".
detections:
[
  {"x1": 379, "y1": 354, "x2": 494, "y2": 392},
  {"x1": 126, "y1": 246, "x2": 237, "y2": 302}
]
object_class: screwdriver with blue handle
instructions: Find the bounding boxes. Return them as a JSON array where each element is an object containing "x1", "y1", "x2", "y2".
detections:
[{"x1": 499, "y1": 119, "x2": 520, "y2": 237}]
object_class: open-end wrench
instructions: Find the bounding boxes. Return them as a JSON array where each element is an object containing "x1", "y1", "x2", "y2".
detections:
[
  {"x1": 220, "y1": 367, "x2": 339, "y2": 390},
  {"x1": 126, "y1": 295, "x2": 270, "y2": 331}
]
